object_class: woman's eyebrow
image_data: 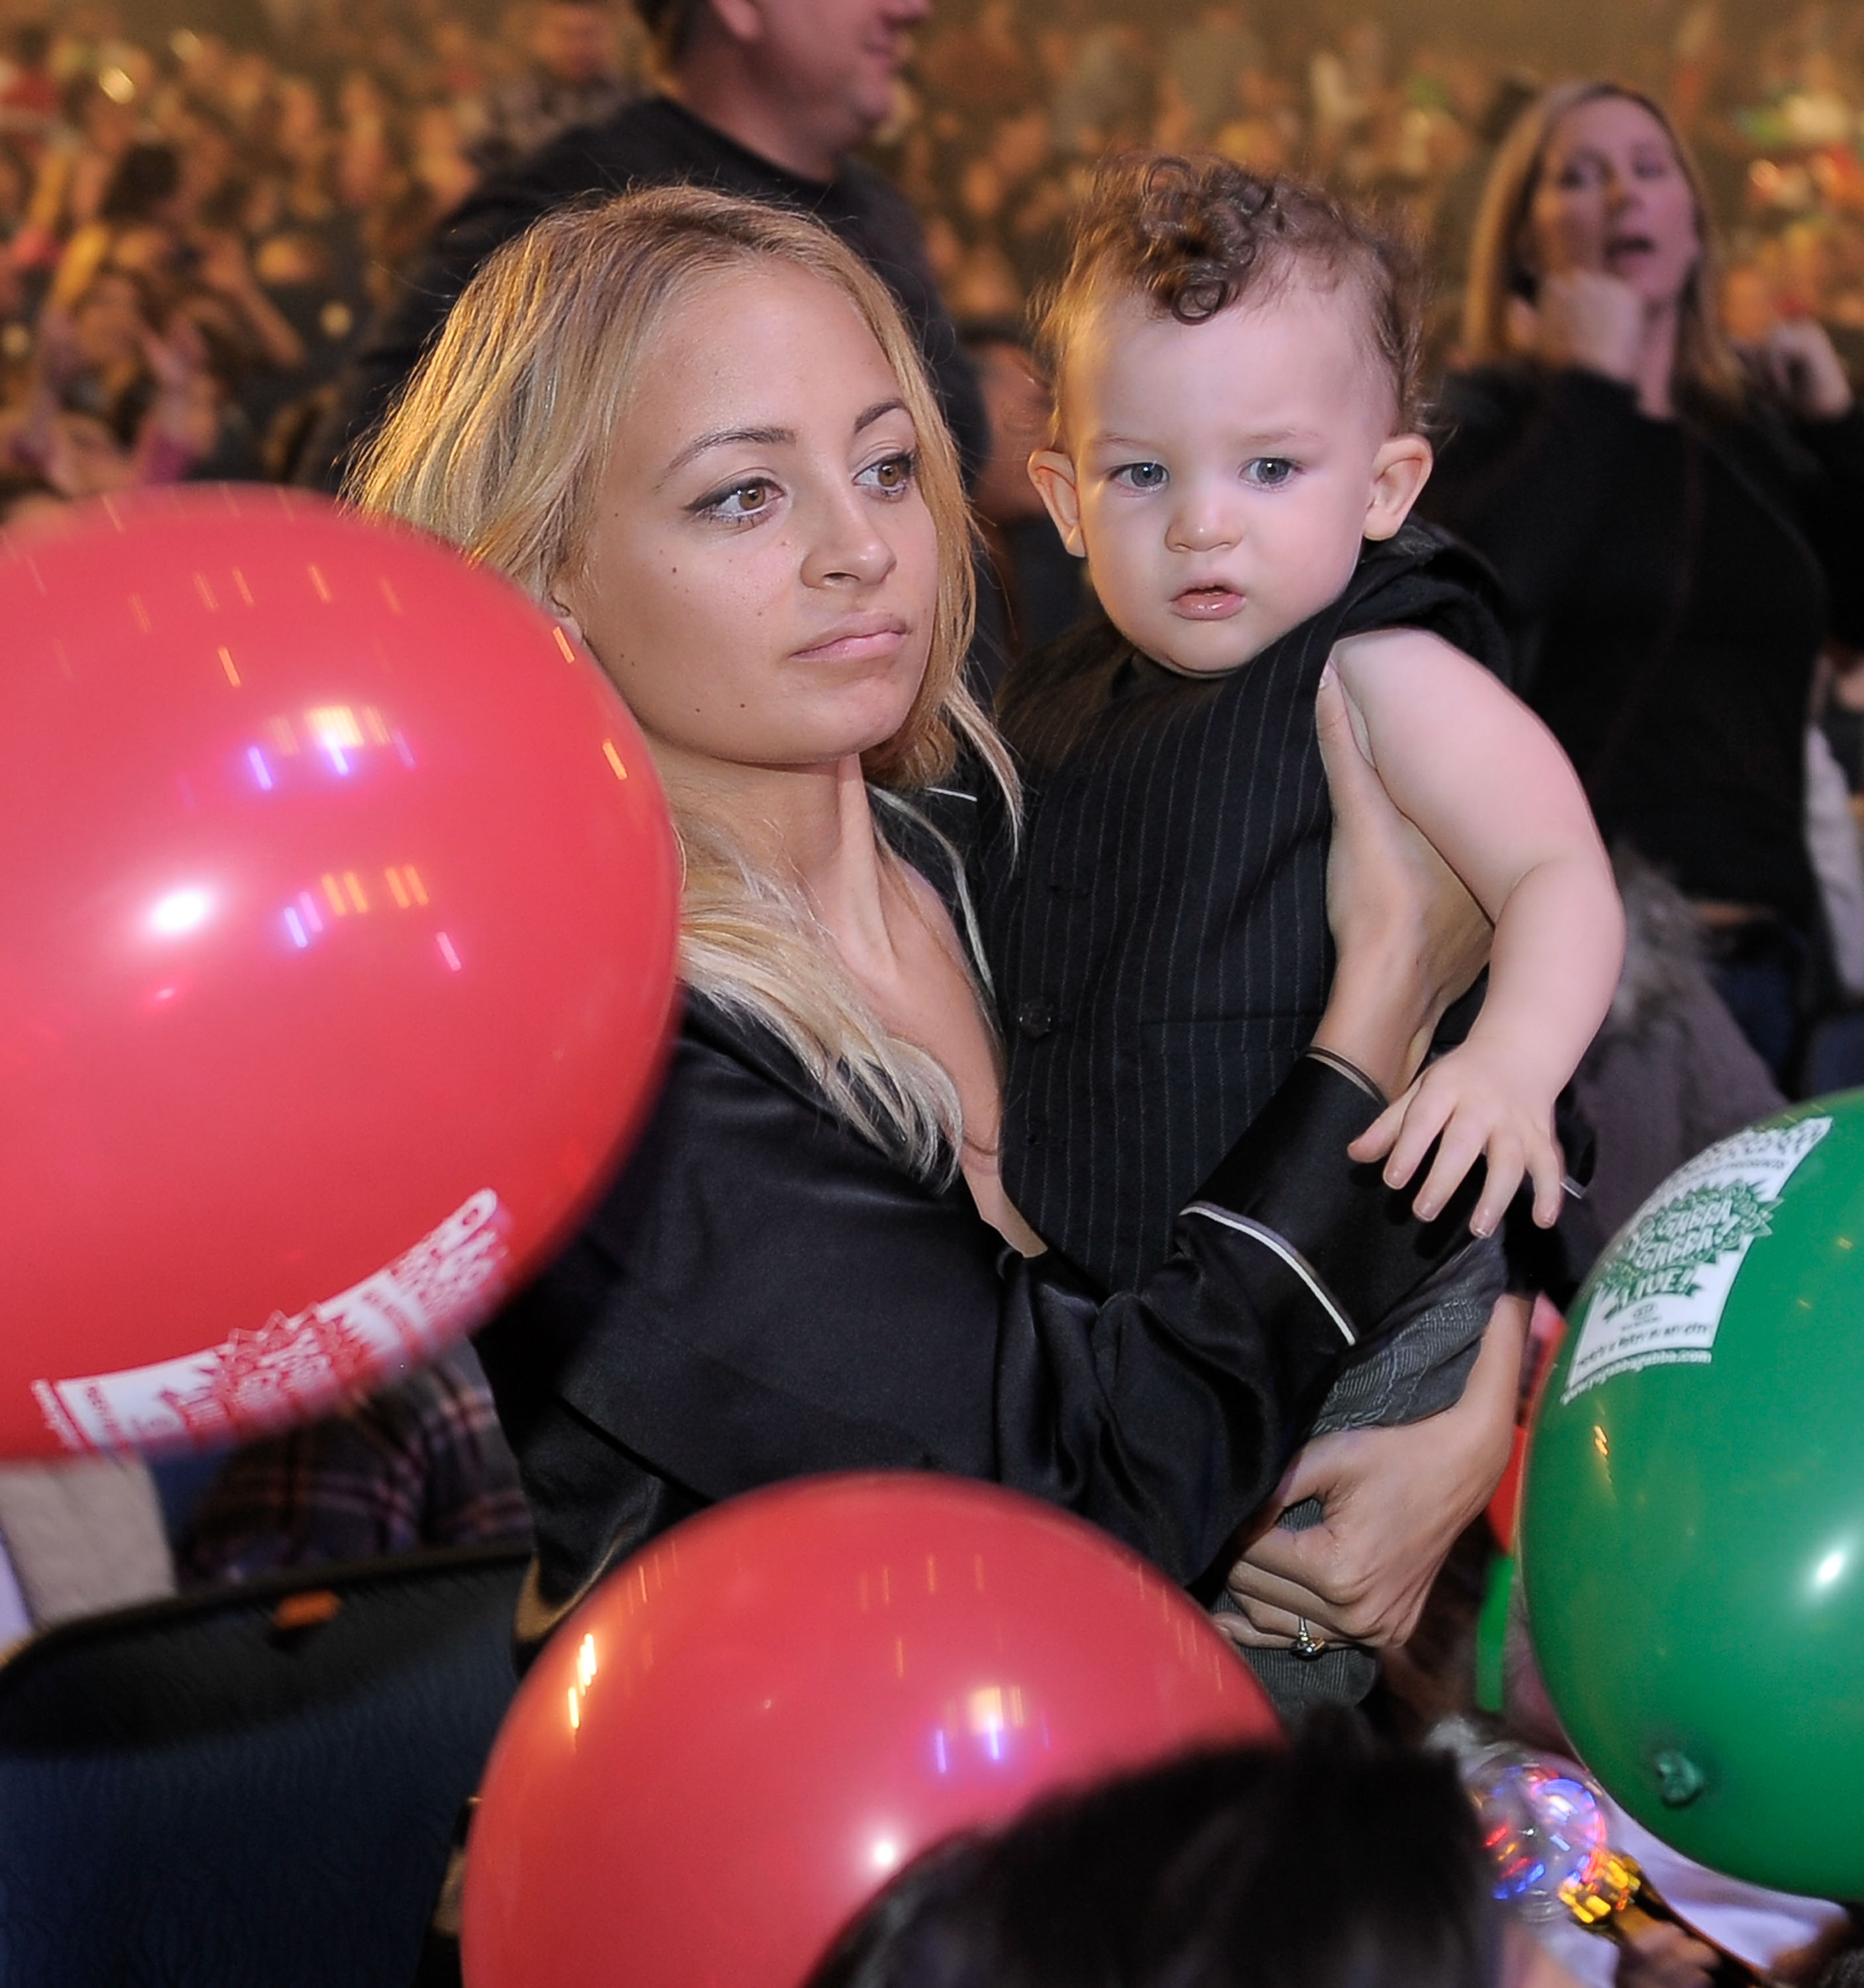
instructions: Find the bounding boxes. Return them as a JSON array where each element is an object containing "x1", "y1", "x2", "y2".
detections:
[
  {"x1": 853, "y1": 397, "x2": 908, "y2": 433},
  {"x1": 657, "y1": 401, "x2": 906, "y2": 484},
  {"x1": 659, "y1": 424, "x2": 794, "y2": 482}
]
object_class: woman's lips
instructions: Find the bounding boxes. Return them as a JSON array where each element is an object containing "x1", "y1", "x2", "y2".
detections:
[
  {"x1": 791, "y1": 616, "x2": 910, "y2": 663},
  {"x1": 1172, "y1": 585, "x2": 1246, "y2": 621}
]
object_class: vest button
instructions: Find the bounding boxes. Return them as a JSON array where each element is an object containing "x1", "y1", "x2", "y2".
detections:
[{"x1": 1017, "y1": 998, "x2": 1055, "y2": 1040}]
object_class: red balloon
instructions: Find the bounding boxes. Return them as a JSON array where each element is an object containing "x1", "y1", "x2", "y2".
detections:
[
  {"x1": 0, "y1": 487, "x2": 679, "y2": 1460},
  {"x1": 461, "y1": 1474, "x2": 1280, "y2": 1988}
]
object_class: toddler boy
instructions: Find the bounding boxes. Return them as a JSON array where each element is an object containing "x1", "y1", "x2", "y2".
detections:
[{"x1": 985, "y1": 158, "x2": 1623, "y2": 1710}]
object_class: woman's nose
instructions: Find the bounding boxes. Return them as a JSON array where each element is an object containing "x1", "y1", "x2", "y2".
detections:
[{"x1": 802, "y1": 488, "x2": 897, "y2": 588}]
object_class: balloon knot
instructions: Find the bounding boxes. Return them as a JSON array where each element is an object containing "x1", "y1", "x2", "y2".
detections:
[{"x1": 1652, "y1": 1749, "x2": 1706, "y2": 1807}]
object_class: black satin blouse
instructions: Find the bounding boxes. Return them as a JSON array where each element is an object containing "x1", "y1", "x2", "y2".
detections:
[{"x1": 474, "y1": 964, "x2": 1473, "y2": 1644}]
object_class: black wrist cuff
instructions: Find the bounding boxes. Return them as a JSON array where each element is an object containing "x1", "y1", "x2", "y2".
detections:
[{"x1": 1189, "y1": 1054, "x2": 1482, "y2": 1347}]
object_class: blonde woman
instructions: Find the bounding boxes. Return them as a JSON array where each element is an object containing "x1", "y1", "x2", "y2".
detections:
[
  {"x1": 355, "y1": 188, "x2": 1521, "y2": 1657},
  {"x1": 1427, "y1": 82, "x2": 1864, "y2": 1086}
]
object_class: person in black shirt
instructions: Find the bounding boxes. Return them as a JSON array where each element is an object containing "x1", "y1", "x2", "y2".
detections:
[
  {"x1": 1424, "y1": 82, "x2": 1864, "y2": 1085},
  {"x1": 298, "y1": 0, "x2": 983, "y2": 497},
  {"x1": 469, "y1": 0, "x2": 635, "y2": 176}
]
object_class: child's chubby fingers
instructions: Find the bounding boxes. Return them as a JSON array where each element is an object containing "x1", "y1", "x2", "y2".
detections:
[
  {"x1": 1412, "y1": 1113, "x2": 1498, "y2": 1225},
  {"x1": 1346, "y1": 1086, "x2": 1413, "y2": 1165},
  {"x1": 1465, "y1": 1134, "x2": 1525, "y2": 1238},
  {"x1": 1525, "y1": 1130, "x2": 1567, "y2": 1229},
  {"x1": 1378, "y1": 1084, "x2": 1459, "y2": 1195}
]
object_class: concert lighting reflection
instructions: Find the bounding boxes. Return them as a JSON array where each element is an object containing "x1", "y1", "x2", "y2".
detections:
[
  {"x1": 929, "y1": 1681, "x2": 1037, "y2": 1776},
  {"x1": 242, "y1": 706, "x2": 411, "y2": 790},
  {"x1": 147, "y1": 886, "x2": 215, "y2": 938},
  {"x1": 275, "y1": 864, "x2": 435, "y2": 954},
  {"x1": 566, "y1": 1633, "x2": 600, "y2": 1736}
]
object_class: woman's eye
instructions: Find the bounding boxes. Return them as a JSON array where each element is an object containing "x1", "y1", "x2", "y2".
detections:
[
  {"x1": 1113, "y1": 461, "x2": 1168, "y2": 490},
  {"x1": 857, "y1": 451, "x2": 917, "y2": 496},
  {"x1": 697, "y1": 478, "x2": 779, "y2": 522},
  {"x1": 1243, "y1": 457, "x2": 1296, "y2": 488}
]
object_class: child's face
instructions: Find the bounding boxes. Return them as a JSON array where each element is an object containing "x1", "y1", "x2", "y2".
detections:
[{"x1": 1031, "y1": 274, "x2": 1431, "y2": 675}]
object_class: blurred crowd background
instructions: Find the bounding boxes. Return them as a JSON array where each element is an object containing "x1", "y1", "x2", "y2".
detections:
[{"x1": 0, "y1": 0, "x2": 1858, "y2": 504}]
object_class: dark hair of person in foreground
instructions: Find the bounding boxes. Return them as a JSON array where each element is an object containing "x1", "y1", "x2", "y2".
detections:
[{"x1": 804, "y1": 1710, "x2": 1502, "y2": 1988}]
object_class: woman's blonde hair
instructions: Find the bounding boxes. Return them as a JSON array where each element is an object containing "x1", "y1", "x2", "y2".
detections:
[
  {"x1": 353, "y1": 186, "x2": 1018, "y2": 1180},
  {"x1": 1462, "y1": 81, "x2": 1745, "y2": 407}
]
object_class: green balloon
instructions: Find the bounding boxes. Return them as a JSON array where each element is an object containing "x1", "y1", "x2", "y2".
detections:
[{"x1": 1521, "y1": 1093, "x2": 1864, "y2": 1900}]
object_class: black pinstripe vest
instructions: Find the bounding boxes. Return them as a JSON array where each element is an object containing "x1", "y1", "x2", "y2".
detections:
[{"x1": 985, "y1": 522, "x2": 1508, "y2": 1294}]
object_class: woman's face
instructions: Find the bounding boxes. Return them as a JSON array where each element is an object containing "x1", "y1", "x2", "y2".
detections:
[
  {"x1": 559, "y1": 263, "x2": 940, "y2": 780},
  {"x1": 1524, "y1": 95, "x2": 1700, "y2": 310},
  {"x1": 72, "y1": 273, "x2": 148, "y2": 368}
]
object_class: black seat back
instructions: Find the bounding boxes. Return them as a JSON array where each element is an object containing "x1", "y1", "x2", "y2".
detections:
[{"x1": 0, "y1": 1544, "x2": 526, "y2": 1987}]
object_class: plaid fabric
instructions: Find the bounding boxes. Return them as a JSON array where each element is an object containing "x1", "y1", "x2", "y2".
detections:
[{"x1": 178, "y1": 1342, "x2": 532, "y2": 1587}]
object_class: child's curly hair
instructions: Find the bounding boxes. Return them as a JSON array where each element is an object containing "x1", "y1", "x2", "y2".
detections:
[{"x1": 1033, "y1": 154, "x2": 1427, "y2": 435}]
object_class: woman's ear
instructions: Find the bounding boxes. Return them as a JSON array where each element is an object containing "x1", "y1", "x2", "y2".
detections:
[
  {"x1": 1362, "y1": 434, "x2": 1433, "y2": 542},
  {"x1": 547, "y1": 594, "x2": 586, "y2": 646},
  {"x1": 708, "y1": 0, "x2": 766, "y2": 45},
  {"x1": 1028, "y1": 448, "x2": 1087, "y2": 558}
]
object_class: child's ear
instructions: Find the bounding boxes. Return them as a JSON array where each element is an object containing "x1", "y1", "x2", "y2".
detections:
[
  {"x1": 1362, "y1": 433, "x2": 1433, "y2": 542},
  {"x1": 1028, "y1": 449, "x2": 1088, "y2": 558}
]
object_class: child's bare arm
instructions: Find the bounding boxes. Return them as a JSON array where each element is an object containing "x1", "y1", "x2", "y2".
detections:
[{"x1": 1326, "y1": 628, "x2": 1625, "y2": 1236}]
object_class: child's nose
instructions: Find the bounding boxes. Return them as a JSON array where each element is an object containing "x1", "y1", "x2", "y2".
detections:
[{"x1": 1166, "y1": 497, "x2": 1241, "y2": 553}]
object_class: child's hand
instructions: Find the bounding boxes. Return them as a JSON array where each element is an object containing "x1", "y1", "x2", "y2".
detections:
[{"x1": 1348, "y1": 1039, "x2": 1564, "y2": 1237}]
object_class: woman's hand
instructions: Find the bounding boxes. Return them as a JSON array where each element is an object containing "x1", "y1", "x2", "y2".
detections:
[
  {"x1": 195, "y1": 228, "x2": 307, "y2": 373},
  {"x1": 1215, "y1": 1294, "x2": 1525, "y2": 1650},
  {"x1": 1313, "y1": 665, "x2": 1491, "y2": 1098},
  {"x1": 1511, "y1": 269, "x2": 1645, "y2": 386},
  {"x1": 1612, "y1": 1920, "x2": 1720, "y2": 1988},
  {"x1": 1757, "y1": 318, "x2": 1855, "y2": 421}
]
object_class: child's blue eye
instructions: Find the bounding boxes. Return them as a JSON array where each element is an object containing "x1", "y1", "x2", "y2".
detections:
[
  {"x1": 1243, "y1": 457, "x2": 1297, "y2": 488},
  {"x1": 1113, "y1": 461, "x2": 1169, "y2": 490}
]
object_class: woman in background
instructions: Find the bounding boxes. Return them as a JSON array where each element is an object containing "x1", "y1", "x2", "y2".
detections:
[{"x1": 1426, "y1": 82, "x2": 1864, "y2": 1089}]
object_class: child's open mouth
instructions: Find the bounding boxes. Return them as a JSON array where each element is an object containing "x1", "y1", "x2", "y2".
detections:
[{"x1": 1172, "y1": 584, "x2": 1246, "y2": 620}]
